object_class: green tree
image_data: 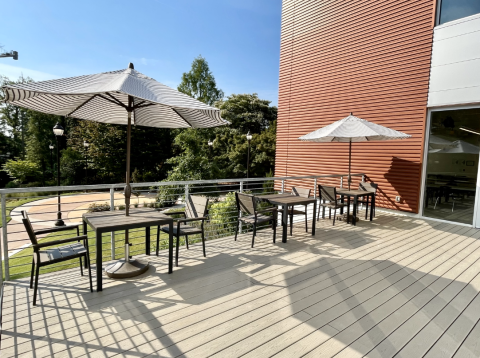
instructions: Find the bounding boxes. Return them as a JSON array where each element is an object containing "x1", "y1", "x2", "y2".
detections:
[
  {"x1": 0, "y1": 75, "x2": 34, "y2": 159},
  {"x1": 216, "y1": 93, "x2": 277, "y2": 134},
  {"x1": 177, "y1": 55, "x2": 224, "y2": 106},
  {"x1": 2, "y1": 158, "x2": 41, "y2": 184}
]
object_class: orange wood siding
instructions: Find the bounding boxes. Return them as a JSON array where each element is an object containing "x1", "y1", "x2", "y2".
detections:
[{"x1": 276, "y1": 0, "x2": 436, "y2": 213}]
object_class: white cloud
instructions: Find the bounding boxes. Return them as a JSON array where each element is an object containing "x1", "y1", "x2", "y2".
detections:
[{"x1": 0, "y1": 63, "x2": 59, "y2": 82}]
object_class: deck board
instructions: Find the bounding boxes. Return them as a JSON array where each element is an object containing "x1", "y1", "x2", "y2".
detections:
[{"x1": 1, "y1": 212, "x2": 480, "y2": 357}]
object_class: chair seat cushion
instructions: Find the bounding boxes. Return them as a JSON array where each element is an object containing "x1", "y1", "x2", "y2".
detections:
[
  {"x1": 161, "y1": 224, "x2": 203, "y2": 236},
  {"x1": 35, "y1": 242, "x2": 86, "y2": 264},
  {"x1": 240, "y1": 214, "x2": 274, "y2": 224}
]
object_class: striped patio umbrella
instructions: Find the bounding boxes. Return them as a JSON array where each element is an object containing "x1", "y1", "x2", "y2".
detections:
[
  {"x1": 298, "y1": 113, "x2": 411, "y2": 190},
  {"x1": 2, "y1": 63, "x2": 228, "y2": 278}
]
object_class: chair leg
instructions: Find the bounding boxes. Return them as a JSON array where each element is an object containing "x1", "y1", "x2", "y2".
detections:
[
  {"x1": 156, "y1": 226, "x2": 160, "y2": 256},
  {"x1": 252, "y1": 224, "x2": 256, "y2": 248},
  {"x1": 290, "y1": 211, "x2": 293, "y2": 236},
  {"x1": 185, "y1": 235, "x2": 189, "y2": 249},
  {"x1": 30, "y1": 259, "x2": 35, "y2": 289},
  {"x1": 201, "y1": 231, "x2": 206, "y2": 257},
  {"x1": 272, "y1": 217, "x2": 276, "y2": 244},
  {"x1": 333, "y1": 209, "x2": 336, "y2": 226},
  {"x1": 329, "y1": 208, "x2": 331, "y2": 219},
  {"x1": 305, "y1": 205, "x2": 308, "y2": 232},
  {"x1": 234, "y1": 220, "x2": 239, "y2": 241},
  {"x1": 86, "y1": 253, "x2": 93, "y2": 292},
  {"x1": 175, "y1": 235, "x2": 180, "y2": 267},
  {"x1": 79, "y1": 257, "x2": 84, "y2": 276},
  {"x1": 33, "y1": 264, "x2": 40, "y2": 306}
]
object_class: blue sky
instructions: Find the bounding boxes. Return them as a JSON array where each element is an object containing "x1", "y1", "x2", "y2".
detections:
[{"x1": 1, "y1": 0, "x2": 282, "y2": 105}]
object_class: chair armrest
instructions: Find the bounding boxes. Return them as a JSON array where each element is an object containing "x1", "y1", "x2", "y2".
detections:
[
  {"x1": 177, "y1": 217, "x2": 208, "y2": 223},
  {"x1": 34, "y1": 224, "x2": 80, "y2": 236},
  {"x1": 33, "y1": 235, "x2": 88, "y2": 249}
]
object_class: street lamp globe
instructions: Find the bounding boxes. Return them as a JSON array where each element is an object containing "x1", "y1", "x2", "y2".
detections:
[
  {"x1": 49, "y1": 144, "x2": 54, "y2": 150},
  {"x1": 53, "y1": 123, "x2": 64, "y2": 137},
  {"x1": 208, "y1": 139, "x2": 213, "y2": 147},
  {"x1": 246, "y1": 131, "x2": 252, "y2": 141},
  {"x1": 83, "y1": 140, "x2": 90, "y2": 148}
]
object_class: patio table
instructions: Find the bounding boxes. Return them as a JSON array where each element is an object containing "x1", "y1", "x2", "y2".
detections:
[
  {"x1": 337, "y1": 189, "x2": 375, "y2": 226},
  {"x1": 82, "y1": 210, "x2": 173, "y2": 292},
  {"x1": 257, "y1": 193, "x2": 317, "y2": 243}
]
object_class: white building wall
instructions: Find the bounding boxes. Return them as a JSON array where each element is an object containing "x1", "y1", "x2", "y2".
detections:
[{"x1": 428, "y1": 13, "x2": 480, "y2": 108}]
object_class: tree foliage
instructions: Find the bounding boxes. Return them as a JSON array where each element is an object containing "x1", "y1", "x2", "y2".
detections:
[
  {"x1": 177, "y1": 55, "x2": 224, "y2": 106},
  {"x1": 2, "y1": 158, "x2": 41, "y2": 184}
]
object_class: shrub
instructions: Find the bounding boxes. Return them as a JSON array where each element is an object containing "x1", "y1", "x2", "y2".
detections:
[
  {"x1": 5, "y1": 181, "x2": 18, "y2": 188},
  {"x1": 157, "y1": 184, "x2": 182, "y2": 207},
  {"x1": 87, "y1": 202, "x2": 110, "y2": 213},
  {"x1": 208, "y1": 192, "x2": 238, "y2": 237}
]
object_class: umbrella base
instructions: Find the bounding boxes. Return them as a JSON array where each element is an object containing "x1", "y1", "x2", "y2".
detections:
[
  {"x1": 335, "y1": 213, "x2": 359, "y2": 223},
  {"x1": 105, "y1": 258, "x2": 149, "y2": 279}
]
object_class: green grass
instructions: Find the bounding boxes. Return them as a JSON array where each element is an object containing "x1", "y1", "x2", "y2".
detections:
[{"x1": 1, "y1": 197, "x2": 42, "y2": 228}]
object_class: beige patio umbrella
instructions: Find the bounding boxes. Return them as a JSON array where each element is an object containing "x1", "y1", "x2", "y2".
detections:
[{"x1": 299, "y1": 113, "x2": 411, "y2": 189}]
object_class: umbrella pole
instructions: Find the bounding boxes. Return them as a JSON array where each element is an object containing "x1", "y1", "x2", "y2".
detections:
[
  {"x1": 124, "y1": 109, "x2": 132, "y2": 261},
  {"x1": 348, "y1": 139, "x2": 352, "y2": 190},
  {"x1": 105, "y1": 104, "x2": 149, "y2": 278}
]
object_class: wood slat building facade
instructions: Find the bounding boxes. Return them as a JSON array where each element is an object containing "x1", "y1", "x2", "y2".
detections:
[{"x1": 275, "y1": 0, "x2": 438, "y2": 214}]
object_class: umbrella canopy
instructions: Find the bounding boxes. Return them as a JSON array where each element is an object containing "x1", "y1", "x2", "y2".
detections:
[
  {"x1": 299, "y1": 113, "x2": 411, "y2": 189},
  {"x1": 3, "y1": 64, "x2": 227, "y2": 129},
  {"x1": 434, "y1": 140, "x2": 479, "y2": 154}
]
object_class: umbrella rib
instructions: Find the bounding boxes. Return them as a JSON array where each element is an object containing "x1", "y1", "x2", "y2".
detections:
[
  {"x1": 66, "y1": 94, "x2": 98, "y2": 117},
  {"x1": 103, "y1": 93, "x2": 128, "y2": 108},
  {"x1": 172, "y1": 108, "x2": 193, "y2": 128}
]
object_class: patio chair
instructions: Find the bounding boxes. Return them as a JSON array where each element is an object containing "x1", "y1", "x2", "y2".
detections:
[
  {"x1": 158, "y1": 195, "x2": 209, "y2": 267},
  {"x1": 234, "y1": 192, "x2": 277, "y2": 248},
  {"x1": 21, "y1": 211, "x2": 92, "y2": 306},
  {"x1": 317, "y1": 185, "x2": 346, "y2": 226},
  {"x1": 21, "y1": 211, "x2": 86, "y2": 267},
  {"x1": 358, "y1": 182, "x2": 378, "y2": 218},
  {"x1": 288, "y1": 187, "x2": 311, "y2": 235}
]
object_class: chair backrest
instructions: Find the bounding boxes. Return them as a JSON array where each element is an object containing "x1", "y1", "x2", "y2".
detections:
[
  {"x1": 185, "y1": 195, "x2": 209, "y2": 219},
  {"x1": 292, "y1": 187, "x2": 311, "y2": 198},
  {"x1": 318, "y1": 185, "x2": 337, "y2": 202},
  {"x1": 21, "y1": 210, "x2": 38, "y2": 245},
  {"x1": 235, "y1": 192, "x2": 255, "y2": 215},
  {"x1": 359, "y1": 182, "x2": 378, "y2": 194}
]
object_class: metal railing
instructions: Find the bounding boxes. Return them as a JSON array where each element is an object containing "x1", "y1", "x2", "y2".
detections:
[{"x1": 0, "y1": 173, "x2": 365, "y2": 284}]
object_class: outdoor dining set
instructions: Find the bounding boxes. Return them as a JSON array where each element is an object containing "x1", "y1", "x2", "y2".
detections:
[{"x1": 20, "y1": 180, "x2": 378, "y2": 305}]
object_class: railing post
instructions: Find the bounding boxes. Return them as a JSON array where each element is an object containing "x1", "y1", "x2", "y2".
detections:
[
  {"x1": 362, "y1": 174, "x2": 365, "y2": 182},
  {"x1": 185, "y1": 184, "x2": 189, "y2": 203},
  {"x1": 110, "y1": 188, "x2": 115, "y2": 260},
  {"x1": 340, "y1": 176, "x2": 343, "y2": 188},
  {"x1": 281, "y1": 179, "x2": 285, "y2": 194},
  {"x1": 239, "y1": 181, "x2": 243, "y2": 233},
  {"x1": 0, "y1": 194, "x2": 5, "y2": 284},
  {"x1": 1, "y1": 194, "x2": 9, "y2": 281}
]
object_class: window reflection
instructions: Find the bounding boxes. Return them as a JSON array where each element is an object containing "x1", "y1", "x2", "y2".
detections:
[
  {"x1": 424, "y1": 108, "x2": 480, "y2": 224},
  {"x1": 439, "y1": 0, "x2": 480, "y2": 24}
]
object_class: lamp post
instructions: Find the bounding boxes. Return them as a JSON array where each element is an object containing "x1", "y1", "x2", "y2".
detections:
[
  {"x1": 49, "y1": 143, "x2": 54, "y2": 177},
  {"x1": 83, "y1": 140, "x2": 90, "y2": 185},
  {"x1": 53, "y1": 123, "x2": 65, "y2": 226},
  {"x1": 246, "y1": 131, "x2": 252, "y2": 189}
]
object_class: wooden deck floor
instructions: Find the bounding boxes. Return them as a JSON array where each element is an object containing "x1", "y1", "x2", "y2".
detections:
[{"x1": 2, "y1": 212, "x2": 480, "y2": 357}]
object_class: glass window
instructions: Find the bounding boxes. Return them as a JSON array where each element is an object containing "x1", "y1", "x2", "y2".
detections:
[
  {"x1": 423, "y1": 108, "x2": 480, "y2": 224},
  {"x1": 439, "y1": 0, "x2": 480, "y2": 25}
]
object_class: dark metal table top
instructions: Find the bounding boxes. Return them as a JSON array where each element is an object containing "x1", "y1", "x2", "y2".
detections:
[
  {"x1": 257, "y1": 193, "x2": 316, "y2": 206},
  {"x1": 82, "y1": 209, "x2": 173, "y2": 233},
  {"x1": 337, "y1": 189, "x2": 374, "y2": 197}
]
